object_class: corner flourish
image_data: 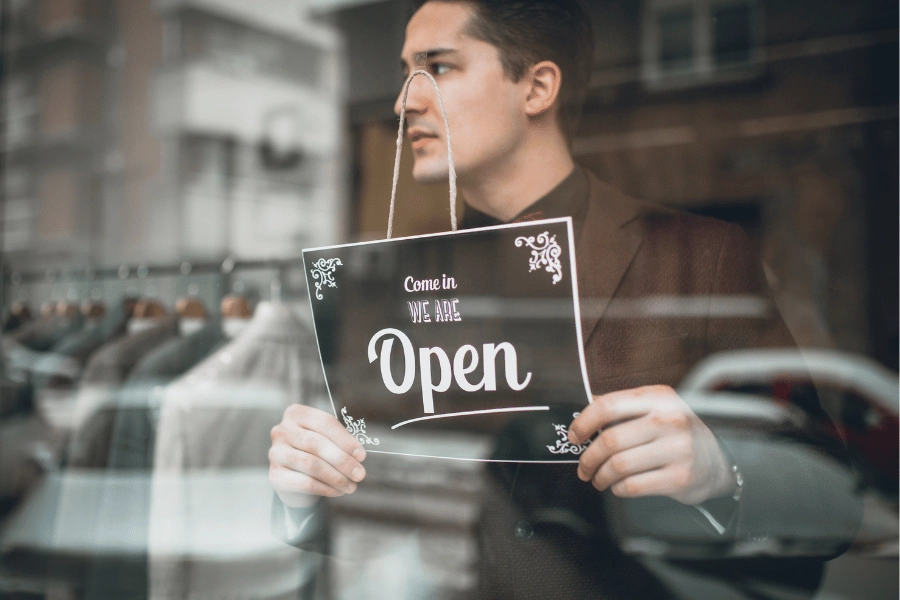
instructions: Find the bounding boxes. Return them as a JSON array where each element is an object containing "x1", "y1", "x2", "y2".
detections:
[
  {"x1": 547, "y1": 412, "x2": 589, "y2": 455},
  {"x1": 310, "y1": 258, "x2": 343, "y2": 300},
  {"x1": 515, "y1": 232, "x2": 563, "y2": 285},
  {"x1": 341, "y1": 407, "x2": 380, "y2": 446}
]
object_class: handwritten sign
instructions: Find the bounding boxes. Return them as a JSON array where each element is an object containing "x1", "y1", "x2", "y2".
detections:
[{"x1": 303, "y1": 218, "x2": 592, "y2": 462}]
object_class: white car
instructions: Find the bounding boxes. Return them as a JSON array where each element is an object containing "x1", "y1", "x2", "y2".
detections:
[{"x1": 679, "y1": 348, "x2": 898, "y2": 558}]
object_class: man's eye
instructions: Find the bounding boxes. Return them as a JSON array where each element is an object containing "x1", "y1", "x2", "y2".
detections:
[{"x1": 430, "y1": 63, "x2": 451, "y2": 76}]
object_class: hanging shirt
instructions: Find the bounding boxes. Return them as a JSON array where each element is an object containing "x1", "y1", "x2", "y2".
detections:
[
  {"x1": 149, "y1": 302, "x2": 328, "y2": 600},
  {"x1": 67, "y1": 317, "x2": 179, "y2": 468}
]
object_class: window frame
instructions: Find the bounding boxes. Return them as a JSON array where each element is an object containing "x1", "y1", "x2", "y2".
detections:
[{"x1": 641, "y1": 0, "x2": 765, "y2": 91}]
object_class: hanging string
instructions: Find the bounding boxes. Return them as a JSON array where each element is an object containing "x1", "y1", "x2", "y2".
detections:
[{"x1": 388, "y1": 70, "x2": 457, "y2": 239}]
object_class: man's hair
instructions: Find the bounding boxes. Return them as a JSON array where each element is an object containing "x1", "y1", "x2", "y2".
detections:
[{"x1": 413, "y1": 0, "x2": 595, "y2": 142}]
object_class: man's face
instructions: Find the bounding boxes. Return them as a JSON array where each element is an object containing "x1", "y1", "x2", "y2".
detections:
[{"x1": 395, "y1": 2, "x2": 529, "y2": 184}]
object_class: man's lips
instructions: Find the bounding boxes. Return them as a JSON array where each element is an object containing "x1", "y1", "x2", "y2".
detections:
[{"x1": 408, "y1": 128, "x2": 439, "y2": 147}]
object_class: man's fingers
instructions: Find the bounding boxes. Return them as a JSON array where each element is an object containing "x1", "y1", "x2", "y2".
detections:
[
  {"x1": 577, "y1": 416, "x2": 658, "y2": 481},
  {"x1": 270, "y1": 465, "x2": 350, "y2": 500},
  {"x1": 589, "y1": 442, "x2": 669, "y2": 492},
  {"x1": 270, "y1": 405, "x2": 371, "y2": 500},
  {"x1": 569, "y1": 387, "x2": 670, "y2": 443},
  {"x1": 609, "y1": 466, "x2": 688, "y2": 499},
  {"x1": 269, "y1": 444, "x2": 359, "y2": 494},
  {"x1": 286, "y1": 404, "x2": 366, "y2": 461},
  {"x1": 282, "y1": 427, "x2": 366, "y2": 483}
]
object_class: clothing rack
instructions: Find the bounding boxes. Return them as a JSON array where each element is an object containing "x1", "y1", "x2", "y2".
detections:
[
  {"x1": 0, "y1": 256, "x2": 314, "y2": 318},
  {"x1": 1, "y1": 256, "x2": 307, "y2": 285}
]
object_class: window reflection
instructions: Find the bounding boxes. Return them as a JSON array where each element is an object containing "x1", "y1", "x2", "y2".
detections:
[
  {"x1": 659, "y1": 7, "x2": 695, "y2": 72},
  {"x1": 0, "y1": 0, "x2": 896, "y2": 599}
]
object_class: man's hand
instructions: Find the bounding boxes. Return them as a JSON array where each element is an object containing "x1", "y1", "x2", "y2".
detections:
[
  {"x1": 568, "y1": 385, "x2": 733, "y2": 506},
  {"x1": 269, "y1": 404, "x2": 367, "y2": 507}
]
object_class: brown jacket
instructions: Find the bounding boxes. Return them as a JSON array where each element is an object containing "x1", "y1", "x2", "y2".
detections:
[{"x1": 477, "y1": 171, "x2": 861, "y2": 599}]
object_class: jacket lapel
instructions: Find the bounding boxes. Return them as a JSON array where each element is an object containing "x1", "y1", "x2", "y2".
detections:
[{"x1": 575, "y1": 172, "x2": 643, "y2": 345}]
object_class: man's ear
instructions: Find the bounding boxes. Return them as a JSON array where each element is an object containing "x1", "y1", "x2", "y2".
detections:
[{"x1": 524, "y1": 61, "x2": 562, "y2": 117}]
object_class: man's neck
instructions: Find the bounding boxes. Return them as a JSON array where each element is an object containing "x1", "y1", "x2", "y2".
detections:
[{"x1": 460, "y1": 132, "x2": 575, "y2": 222}]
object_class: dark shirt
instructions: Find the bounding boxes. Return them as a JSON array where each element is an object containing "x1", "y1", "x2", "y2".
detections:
[
  {"x1": 49, "y1": 302, "x2": 132, "y2": 364},
  {"x1": 79, "y1": 317, "x2": 179, "y2": 386},
  {"x1": 460, "y1": 166, "x2": 590, "y2": 240},
  {"x1": 127, "y1": 320, "x2": 225, "y2": 384},
  {"x1": 12, "y1": 315, "x2": 85, "y2": 353}
]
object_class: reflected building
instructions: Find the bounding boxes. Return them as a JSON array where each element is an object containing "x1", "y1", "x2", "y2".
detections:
[
  {"x1": 2, "y1": 0, "x2": 346, "y2": 272},
  {"x1": 2, "y1": 0, "x2": 114, "y2": 267}
]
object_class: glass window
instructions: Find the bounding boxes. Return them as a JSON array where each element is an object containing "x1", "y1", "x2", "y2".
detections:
[
  {"x1": 180, "y1": 134, "x2": 235, "y2": 196},
  {"x1": 3, "y1": 197, "x2": 34, "y2": 252},
  {"x1": 38, "y1": 0, "x2": 82, "y2": 32},
  {"x1": 643, "y1": 0, "x2": 762, "y2": 87},
  {"x1": 177, "y1": 10, "x2": 322, "y2": 87},
  {"x1": 3, "y1": 76, "x2": 37, "y2": 148},
  {"x1": 658, "y1": 7, "x2": 695, "y2": 72},
  {"x1": 713, "y1": 3, "x2": 754, "y2": 65},
  {"x1": 36, "y1": 168, "x2": 78, "y2": 240},
  {"x1": 0, "y1": 1, "x2": 895, "y2": 599},
  {"x1": 38, "y1": 62, "x2": 81, "y2": 136}
]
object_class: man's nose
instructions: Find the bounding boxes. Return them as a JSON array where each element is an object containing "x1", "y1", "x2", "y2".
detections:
[{"x1": 393, "y1": 72, "x2": 432, "y2": 117}]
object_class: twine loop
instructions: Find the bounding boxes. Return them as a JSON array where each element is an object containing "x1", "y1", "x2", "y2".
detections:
[{"x1": 388, "y1": 70, "x2": 457, "y2": 239}]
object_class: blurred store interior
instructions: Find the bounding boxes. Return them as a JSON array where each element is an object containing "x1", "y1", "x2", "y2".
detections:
[{"x1": 0, "y1": 0, "x2": 896, "y2": 598}]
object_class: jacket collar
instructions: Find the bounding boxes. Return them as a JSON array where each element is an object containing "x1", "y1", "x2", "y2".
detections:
[
  {"x1": 575, "y1": 171, "x2": 644, "y2": 345},
  {"x1": 459, "y1": 168, "x2": 644, "y2": 346}
]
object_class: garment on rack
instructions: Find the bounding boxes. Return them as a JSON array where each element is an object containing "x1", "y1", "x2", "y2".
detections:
[
  {"x1": 154, "y1": 303, "x2": 328, "y2": 469},
  {"x1": 107, "y1": 319, "x2": 227, "y2": 471},
  {"x1": 79, "y1": 320, "x2": 228, "y2": 600},
  {"x1": 78, "y1": 315, "x2": 178, "y2": 388},
  {"x1": 30, "y1": 301, "x2": 132, "y2": 394},
  {"x1": 2, "y1": 313, "x2": 83, "y2": 380},
  {"x1": 149, "y1": 302, "x2": 328, "y2": 600},
  {"x1": 9, "y1": 313, "x2": 84, "y2": 353},
  {"x1": 127, "y1": 320, "x2": 226, "y2": 386},
  {"x1": 67, "y1": 316, "x2": 179, "y2": 468},
  {"x1": 53, "y1": 301, "x2": 131, "y2": 364},
  {"x1": 1, "y1": 314, "x2": 84, "y2": 416},
  {"x1": 2, "y1": 309, "x2": 32, "y2": 334},
  {"x1": 0, "y1": 410, "x2": 64, "y2": 500},
  {"x1": 0, "y1": 375, "x2": 33, "y2": 419}
]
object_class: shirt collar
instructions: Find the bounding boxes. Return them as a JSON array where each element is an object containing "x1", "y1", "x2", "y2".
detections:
[{"x1": 460, "y1": 166, "x2": 590, "y2": 239}]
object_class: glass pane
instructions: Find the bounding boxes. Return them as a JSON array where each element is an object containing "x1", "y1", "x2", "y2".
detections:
[
  {"x1": 0, "y1": 0, "x2": 895, "y2": 598},
  {"x1": 714, "y1": 3, "x2": 754, "y2": 65},
  {"x1": 658, "y1": 7, "x2": 695, "y2": 71},
  {"x1": 180, "y1": 10, "x2": 321, "y2": 86}
]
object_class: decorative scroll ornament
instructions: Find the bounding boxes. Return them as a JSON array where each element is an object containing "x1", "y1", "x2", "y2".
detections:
[
  {"x1": 342, "y1": 407, "x2": 380, "y2": 446},
  {"x1": 547, "y1": 412, "x2": 590, "y2": 455},
  {"x1": 515, "y1": 232, "x2": 563, "y2": 285},
  {"x1": 310, "y1": 258, "x2": 343, "y2": 300}
]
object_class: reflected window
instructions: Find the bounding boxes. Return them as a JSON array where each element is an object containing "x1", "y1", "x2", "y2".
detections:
[
  {"x1": 36, "y1": 168, "x2": 77, "y2": 240},
  {"x1": 658, "y1": 7, "x2": 694, "y2": 72},
  {"x1": 3, "y1": 197, "x2": 34, "y2": 253},
  {"x1": 180, "y1": 134, "x2": 235, "y2": 196},
  {"x1": 170, "y1": 9, "x2": 322, "y2": 87},
  {"x1": 713, "y1": 4, "x2": 753, "y2": 65},
  {"x1": 4, "y1": 75, "x2": 37, "y2": 148},
  {"x1": 38, "y1": 63, "x2": 79, "y2": 136},
  {"x1": 642, "y1": 0, "x2": 762, "y2": 89},
  {"x1": 38, "y1": 0, "x2": 82, "y2": 33}
]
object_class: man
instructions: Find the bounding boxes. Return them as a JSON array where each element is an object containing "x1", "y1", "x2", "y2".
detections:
[{"x1": 269, "y1": 1, "x2": 861, "y2": 597}]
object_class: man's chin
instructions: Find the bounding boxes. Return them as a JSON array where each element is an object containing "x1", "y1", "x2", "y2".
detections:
[{"x1": 411, "y1": 161, "x2": 450, "y2": 184}]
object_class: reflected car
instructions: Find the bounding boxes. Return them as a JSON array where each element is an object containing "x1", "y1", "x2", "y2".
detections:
[{"x1": 679, "y1": 348, "x2": 899, "y2": 498}]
